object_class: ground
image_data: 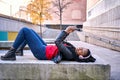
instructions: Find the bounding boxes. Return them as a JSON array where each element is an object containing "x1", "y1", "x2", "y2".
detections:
[{"x1": 0, "y1": 41, "x2": 120, "y2": 80}]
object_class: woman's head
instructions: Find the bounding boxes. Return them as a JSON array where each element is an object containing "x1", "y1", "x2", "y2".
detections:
[
  {"x1": 75, "y1": 47, "x2": 90, "y2": 57},
  {"x1": 75, "y1": 47, "x2": 96, "y2": 62}
]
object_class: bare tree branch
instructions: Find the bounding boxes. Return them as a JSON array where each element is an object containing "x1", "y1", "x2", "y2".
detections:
[{"x1": 51, "y1": 0, "x2": 72, "y2": 30}]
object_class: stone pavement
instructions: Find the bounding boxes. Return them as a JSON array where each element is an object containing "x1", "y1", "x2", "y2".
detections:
[{"x1": 0, "y1": 41, "x2": 119, "y2": 80}]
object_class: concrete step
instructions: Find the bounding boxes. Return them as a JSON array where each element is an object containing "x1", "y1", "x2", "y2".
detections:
[
  {"x1": 0, "y1": 38, "x2": 55, "y2": 49},
  {"x1": 0, "y1": 50, "x2": 110, "y2": 80}
]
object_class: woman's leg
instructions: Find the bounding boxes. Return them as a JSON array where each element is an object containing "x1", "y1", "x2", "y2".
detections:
[
  {"x1": 16, "y1": 29, "x2": 47, "y2": 56},
  {"x1": 1, "y1": 27, "x2": 47, "y2": 60},
  {"x1": 13, "y1": 27, "x2": 47, "y2": 60},
  {"x1": 16, "y1": 40, "x2": 26, "y2": 56},
  {"x1": 18, "y1": 40, "x2": 27, "y2": 49},
  {"x1": 14, "y1": 29, "x2": 47, "y2": 49},
  {"x1": 31, "y1": 29, "x2": 47, "y2": 46}
]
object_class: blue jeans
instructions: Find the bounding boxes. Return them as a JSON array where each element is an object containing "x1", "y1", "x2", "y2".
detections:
[{"x1": 13, "y1": 27, "x2": 47, "y2": 60}]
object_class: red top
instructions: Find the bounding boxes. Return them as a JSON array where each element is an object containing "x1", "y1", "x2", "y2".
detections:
[{"x1": 45, "y1": 45, "x2": 59, "y2": 60}]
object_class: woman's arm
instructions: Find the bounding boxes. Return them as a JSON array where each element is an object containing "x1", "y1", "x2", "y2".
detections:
[
  {"x1": 55, "y1": 26, "x2": 76, "y2": 42},
  {"x1": 55, "y1": 26, "x2": 76, "y2": 60}
]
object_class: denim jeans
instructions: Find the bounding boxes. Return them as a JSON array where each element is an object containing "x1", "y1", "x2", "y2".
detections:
[{"x1": 13, "y1": 27, "x2": 47, "y2": 60}]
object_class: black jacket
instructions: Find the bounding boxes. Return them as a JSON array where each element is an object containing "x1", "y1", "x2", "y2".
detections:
[{"x1": 53, "y1": 31, "x2": 96, "y2": 63}]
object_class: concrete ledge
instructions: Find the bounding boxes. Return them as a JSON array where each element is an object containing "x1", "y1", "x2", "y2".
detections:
[
  {"x1": 0, "y1": 38, "x2": 55, "y2": 49},
  {"x1": 0, "y1": 53, "x2": 110, "y2": 80}
]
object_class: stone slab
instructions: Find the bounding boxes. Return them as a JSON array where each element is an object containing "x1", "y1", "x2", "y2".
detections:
[{"x1": 0, "y1": 51, "x2": 110, "y2": 80}]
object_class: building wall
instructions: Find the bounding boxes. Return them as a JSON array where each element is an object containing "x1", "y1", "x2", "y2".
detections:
[
  {"x1": 48, "y1": 0, "x2": 87, "y2": 25},
  {"x1": 87, "y1": 0, "x2": 101, "y2": 10},
  {"x1": 78, "y1": 0, "x2": 120, "y2": 51},
  {"x1": 85, "y1": 0, "x2": 120, "y2": 27},
  {"x1": 86, "y1": 0, "x2": 120, "y2": 21}
]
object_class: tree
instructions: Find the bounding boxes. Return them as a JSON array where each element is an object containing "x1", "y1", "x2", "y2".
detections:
[
  {"x1": 27, "y1": 0, "x2": 52, "y2": 37},
  {"x1": 51, "y1": 0, "x2": 72, "y2": 30}
]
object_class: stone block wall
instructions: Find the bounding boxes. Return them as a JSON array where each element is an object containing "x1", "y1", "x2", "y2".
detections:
[
  {"x1": 80, "y1": 0, "x2": 120, "y2": 51},
  {"x1": 0, "y1": 61, "x2": 110, "y2": 80}
]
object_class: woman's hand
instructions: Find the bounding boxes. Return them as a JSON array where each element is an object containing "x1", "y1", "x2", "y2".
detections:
[{"x1": 65, "y1": 26, "x2": 76, "y2": 34}]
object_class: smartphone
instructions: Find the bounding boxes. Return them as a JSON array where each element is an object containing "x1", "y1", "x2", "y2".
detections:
[{"x1": 75, "y1": 25, "x2": 83, "y2": 31}]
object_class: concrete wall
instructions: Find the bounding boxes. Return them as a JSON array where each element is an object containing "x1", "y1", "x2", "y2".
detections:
[
  {"x1": 86, "y1": 0, "x2": 120, "y2": 21},
  {"x1": 0, "y1": 14, "x2": 80, "y2": 41},
  {"x1": 0, "y1": 14, "x2": 40, "y2": 32},
  {"x1": 78, "y1": 0, "x2": 120, "y2": 51},
  {"x1": 0, "y1": 14, "x2": 42, "y2": 41},
  {"x1": 87, "y1": 0, "x2": 101, "y2": 10}
]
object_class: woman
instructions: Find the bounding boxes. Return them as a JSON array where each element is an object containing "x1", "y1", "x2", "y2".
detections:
[{"x1": 1, "y1": 26, "x2": 96, "y2": 63}]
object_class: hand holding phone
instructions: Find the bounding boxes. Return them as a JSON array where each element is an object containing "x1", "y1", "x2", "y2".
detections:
[{"x1": 75, "y1": 25, "x2": 83, "y2": 31}]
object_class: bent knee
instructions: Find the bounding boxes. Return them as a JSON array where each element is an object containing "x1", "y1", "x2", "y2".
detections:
[
  {"x1": 20, "y1": 27, "x2": 31, "y2": 32},
  {"x1": 21, "y1": 27, "x2": 29, "y2": 30}
]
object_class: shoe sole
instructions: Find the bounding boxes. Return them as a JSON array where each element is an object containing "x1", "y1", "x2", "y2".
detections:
[
  {"x1": 1, "y1": 56, "x2": 16, "y2": 61},
  {"x1": 15, "y1": 53, "x2": 23, "y2": 56}
]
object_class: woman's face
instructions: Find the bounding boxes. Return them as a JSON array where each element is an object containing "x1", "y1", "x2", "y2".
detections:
[{"x1": 75, "y1": 47, "x2": 88, "y2": 56}]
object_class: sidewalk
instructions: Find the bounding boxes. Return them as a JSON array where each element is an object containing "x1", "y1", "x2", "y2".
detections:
[{"x1": 0, "y1": 41, "x2": 120, "y2": 80}]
